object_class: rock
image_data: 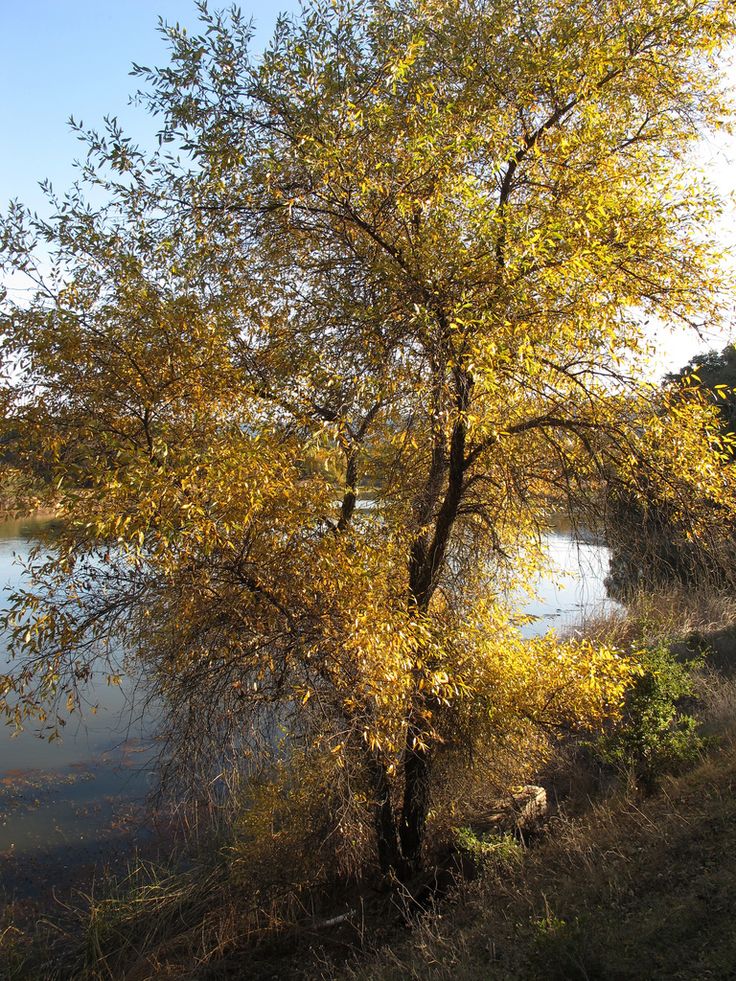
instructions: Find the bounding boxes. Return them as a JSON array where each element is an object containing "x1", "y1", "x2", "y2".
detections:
[
  {"x1": 510, "y1": 784, "x2": 548, "y2": 833},
  {"x1": 468, "y1": 784, "x2": 549, "y2": 837}
]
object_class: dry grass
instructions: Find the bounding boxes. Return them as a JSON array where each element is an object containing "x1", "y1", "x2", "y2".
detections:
[
  {"x1": 334, "y1": 590, "x2": 736, "y2": 981},
  {"x1": 573, "y1": 584, "x2": 736, "y2": 650},
  {"x1": 3, "y1": 860, "x2": 340, "y2": 980},
  {"x1": 339, "y1": 735, "x2": 736, "y2": 981},
  {"x1": 9, "y1": 586, "x2": 736, "y2": 980},
  {"x1": 696, "y1": 666, "x2": 736, "y2": 739}
]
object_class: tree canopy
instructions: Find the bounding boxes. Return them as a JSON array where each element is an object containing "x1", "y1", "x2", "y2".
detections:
[
  {"x1": 2, "y1": 0, "x2": 735, "y2": 878},
  {"x1": 667, "y1": 344, "x2": 736, "y2": 439}
]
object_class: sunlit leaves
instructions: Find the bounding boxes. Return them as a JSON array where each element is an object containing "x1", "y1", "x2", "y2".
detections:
[{"x1": 1, "y1": 0, "x2": 735, "y2": 864}]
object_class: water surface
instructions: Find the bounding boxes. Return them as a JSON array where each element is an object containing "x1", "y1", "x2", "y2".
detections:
[
  {"x1": 522, "y1": 531, "x2": 617, "y2": 637},
  {"x1": 0, "y1": 518, "x2": 156, "y2": 893}
]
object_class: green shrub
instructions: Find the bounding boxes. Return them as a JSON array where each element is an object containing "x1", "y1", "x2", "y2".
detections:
[{"x1": 596, "y1": 643, "x2": 705, "y2": 788}]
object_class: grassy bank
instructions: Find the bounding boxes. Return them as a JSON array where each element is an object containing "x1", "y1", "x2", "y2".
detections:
[
  {"x1": 342, "y1": 682, "x2": 736, "y2": 981},
  {"x1": 4, "y1": 590, "x2": 736, "y2": 980}
]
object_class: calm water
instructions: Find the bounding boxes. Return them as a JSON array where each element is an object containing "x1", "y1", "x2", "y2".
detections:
[
  {"x1": 0, "y1": 519, "x2": 615, "y2": 899},
  {"x1": 0, "y1": 520, "x2": 152, "y2": 769},
  {"x1": 0, "y1": 518, "x2": 156, "y2": 890},
  {"x1": 522, "y1": 531, "x2": 618, "y2": 637}
]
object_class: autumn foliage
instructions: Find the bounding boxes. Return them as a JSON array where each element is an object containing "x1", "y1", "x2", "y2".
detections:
[{"x1": 1, "y1": 0, "x2": 735, "y2": 877}]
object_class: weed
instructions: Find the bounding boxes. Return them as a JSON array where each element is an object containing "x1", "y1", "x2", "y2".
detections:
[{"x1": 452, "y1": 828, "x2": 523, "y2": 870}]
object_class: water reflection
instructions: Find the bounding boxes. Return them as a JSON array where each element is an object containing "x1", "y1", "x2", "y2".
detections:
[
  {"x1": 522, "y1": 532, "x2": 619, "y2": 638},
  {"x1": 0, "y1": 518, "x2": 151, "y2": 770},
  {"x1": 0, "y1": 518, "x2": 155, "y2": 872}
]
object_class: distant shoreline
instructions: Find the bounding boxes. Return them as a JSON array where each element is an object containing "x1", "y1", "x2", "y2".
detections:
[{"x1": 0, "y1": 506, "x2": 62, "y2": 523}]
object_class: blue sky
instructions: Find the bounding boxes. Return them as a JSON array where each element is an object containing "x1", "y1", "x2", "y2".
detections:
[
  {"x1": 0, "y1": 1, "x2": 300, "y2": 215},
  {"x1": 1, "y1": 1, "x2": 734, "y2": 373}
]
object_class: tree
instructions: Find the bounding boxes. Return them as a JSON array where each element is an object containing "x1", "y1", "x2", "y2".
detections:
[
  {"x1": 1, "y1": 0, "x2": 735, "y2": 880},
  {"x1": 668, "y1": 344, "x2": 736, "y2": 443},
  {"x1": 606, "y1": 346, "x2": 736, "y2": 596}
]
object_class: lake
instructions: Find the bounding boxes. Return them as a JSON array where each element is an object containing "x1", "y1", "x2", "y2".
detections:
[
  {"x1": 0, "y1": 518, "x2": 616, "y2": 902},
  {"x1": 522, "y1": 530, "x2": 618, "y2": 637},
  {"x1": 0, "y1": 518, "x2": 158, "y2": 902}
]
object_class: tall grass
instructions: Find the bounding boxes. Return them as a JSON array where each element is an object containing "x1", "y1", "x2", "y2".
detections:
[
  {"x1": 572, "y1": 584, "x2": 736, "y2": 649},
  {"x1": 8, "y1": 585, "x2": 736, "y2": 980}
]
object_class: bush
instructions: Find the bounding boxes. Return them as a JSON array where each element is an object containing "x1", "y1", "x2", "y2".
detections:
[{"x1": 596, "y1": 643, "x2": 705, "y2": 788}]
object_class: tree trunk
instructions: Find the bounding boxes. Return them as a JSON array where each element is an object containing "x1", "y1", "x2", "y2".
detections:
[
  {"x1": 399, "y1": 719, "x2": 432, "y2": 876},
  {"x1": 396, "y1": 372, "x2": 471, "y2": 876},
  {"x1": 366, "y1": 751, "x2": 403, "y2": 876}
]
